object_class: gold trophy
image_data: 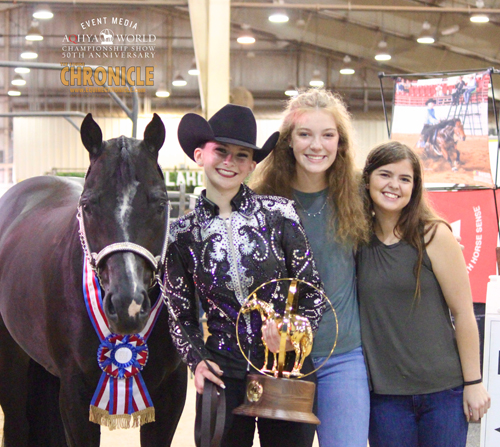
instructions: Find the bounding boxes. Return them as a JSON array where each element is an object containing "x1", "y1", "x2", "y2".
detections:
[{"x1": 233, "y1": 278, "x2": 337, "y2": 425}]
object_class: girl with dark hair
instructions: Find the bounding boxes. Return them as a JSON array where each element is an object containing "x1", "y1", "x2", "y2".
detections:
[
  {"x1": 250, "y1": 89, "x2": 370, "y2": 447},
  {"x1": 357, "y1": 141, "x2": 490, "y2": 447}
]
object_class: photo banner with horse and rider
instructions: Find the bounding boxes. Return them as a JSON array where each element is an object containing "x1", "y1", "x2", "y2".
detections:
[{"x1": 390, "y1": 70, "x2": 493, "y2": 187}]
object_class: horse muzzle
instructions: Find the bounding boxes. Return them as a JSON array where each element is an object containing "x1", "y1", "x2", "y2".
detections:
[
  {"x1": 104, "y1": 289, "x2": 151, "y2": 334},
  {"x1": 97, "y1": 252, "x2": 155, "y2": 334}
]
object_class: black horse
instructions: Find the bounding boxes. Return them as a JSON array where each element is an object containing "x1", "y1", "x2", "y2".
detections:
[{"x1": 0, "y1": 114, "x2": 187, "y2": 446}]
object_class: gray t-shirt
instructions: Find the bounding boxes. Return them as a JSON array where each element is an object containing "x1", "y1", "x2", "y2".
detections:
[{"x1": 293, "y1": 189, "x2": 362, "y2": 358}]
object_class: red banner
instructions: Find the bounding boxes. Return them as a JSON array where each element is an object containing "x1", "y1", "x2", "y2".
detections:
[{"x1": 428, "y1": 190, "x2": 498, "y2": 303}]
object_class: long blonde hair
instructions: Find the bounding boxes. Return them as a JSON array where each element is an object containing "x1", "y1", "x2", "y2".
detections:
[{"x1": 250, "y1": 88, "x2": 369, "y2": 248}]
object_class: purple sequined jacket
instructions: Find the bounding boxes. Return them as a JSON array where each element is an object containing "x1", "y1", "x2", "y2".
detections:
[{"x1": 166, "y1": 184, "x2": 324, "y2": 378}]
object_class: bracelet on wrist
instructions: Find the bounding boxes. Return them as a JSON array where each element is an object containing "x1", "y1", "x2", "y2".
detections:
[{"x1": 463, "y1": 378, "x2": 482, "y2": 386}]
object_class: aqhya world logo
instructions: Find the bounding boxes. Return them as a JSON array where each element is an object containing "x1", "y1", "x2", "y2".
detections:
[{"x1": 62, "y1": 16, "x2": 156, "y2": 59}]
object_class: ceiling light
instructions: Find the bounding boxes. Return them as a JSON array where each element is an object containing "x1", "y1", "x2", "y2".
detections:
[
  {"x1": 441, "y1": 25, "x2": 460, "y2": 36},
  {"x1": 33, "y1": 4, "x2": 53, "y2": 20},
  {"x1": 269, "y1": 11, "x2": 289, "y2": 23},
  {"x1": 417, "y1": 21, "x2": 434, "y2": 44},
  {"x1": 375, "y1": 52, "x2": 391, "y2": 61},
  {"x1": 155, "y1": 83, "x2": 170, "y2": 98},
  {"x1": 237, "y1": 33, "x2": 255, "y2": 44},
  {"x1": 339, "y1": 55, "x2": 355, "y2": 75},
  {"x1": 417, "y1": 35, "x2": 435, "y2": 44},
  {"x1": 172, "y1": 73, "x2": 187, "y2": 87},
  {"x1": 237, "y1": 24, "x2": 255, "y2": 44},
  {"x1": 309, "y1": 70, "x2": 324, "y2": 88},
  {"x1": 188, "y1": 59, "x2": 199, "y2": 76},
  {"x1": 21, "y1": 49, "x2": 38, "y2": 59},
  {"x1": 339, "y1": 68, "x2": 355, "y2": 75},
  {"x1": 8, "y1": 86, "x2": 21, "y2": 97},
  {"x1": 284, "y1": 84, "x2": 298, "y2": 96},
  {"x1": 471, "y1": 0, "x2": 489, "y2": 22},
  {"x1": 374, "y1": 40, "x2": 391, "y2": 61},
  {"x1": 11, "y1": 74, "x2": 26, "y2": 86},
  {"x1": 26, "y1": 21, "x2": 43, "y2": 41},
  {"x1": 15, "y1": 67, "x2": 30, "y2": 74},
  {"x1": 470, "y1": 14, "x2": 489, "y2": 23}
]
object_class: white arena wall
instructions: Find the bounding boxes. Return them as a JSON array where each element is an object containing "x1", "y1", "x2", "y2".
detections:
[{"x1": 12, "y1": 115, "x2": 388, "y2": 182}]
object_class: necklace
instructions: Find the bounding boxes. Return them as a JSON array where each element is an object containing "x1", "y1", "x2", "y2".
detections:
[{"x1": 293, "y1": 194, "x2": 328, "y2": 218}]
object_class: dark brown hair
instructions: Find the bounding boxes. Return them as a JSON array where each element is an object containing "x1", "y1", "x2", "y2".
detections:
[{"x1": 361, "y1": 141, "x2": 450, "y2": 298}]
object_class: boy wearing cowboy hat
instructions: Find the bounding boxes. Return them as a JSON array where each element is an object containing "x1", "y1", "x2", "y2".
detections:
[{"x1": 166, "y1": 104, "x2": 324, "y2": 447}]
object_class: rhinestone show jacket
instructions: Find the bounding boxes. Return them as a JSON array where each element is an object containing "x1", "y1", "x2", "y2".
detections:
[{"x1": 166, "y1": 184, "x2": 325, "y2": 378}]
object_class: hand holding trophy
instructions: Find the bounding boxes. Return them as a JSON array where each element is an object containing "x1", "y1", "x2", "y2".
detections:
[{"x1": 233, "y1": 278, "x2": 337, "y2": 424}]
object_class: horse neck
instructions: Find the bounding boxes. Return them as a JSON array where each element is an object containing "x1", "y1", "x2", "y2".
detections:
[
  {"x1": 443, "y1": 126, "x2": 454, "y2": 137},
  {"x1": 255, "y1": 300, "x2": 275, "y2": 320}
]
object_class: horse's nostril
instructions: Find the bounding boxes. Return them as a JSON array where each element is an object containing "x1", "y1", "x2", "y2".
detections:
[
  {"x1": 107, "y1": 296, "x2": 117, "y2": 316},
  {"x1": 139, "y1": 303, "x2": 150, "y2": 317}
]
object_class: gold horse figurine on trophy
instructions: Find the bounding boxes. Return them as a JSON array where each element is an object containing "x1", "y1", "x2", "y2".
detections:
[{"x1": 241, "y1": 296, "x2": 313, "y2": 377}]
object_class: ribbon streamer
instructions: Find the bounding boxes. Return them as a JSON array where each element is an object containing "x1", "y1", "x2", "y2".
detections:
[{"x1": 83, "y1": 256, "x2": 163, "y2": 429}]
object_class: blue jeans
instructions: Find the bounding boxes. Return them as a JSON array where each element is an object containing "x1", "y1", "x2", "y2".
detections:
[
  {"x1": 312, "y1": 346, "x2": 370, "y2": 447},
  {"x1": 369, "y1": 386, "x2": 468, "y2": 447},
  {"x1": 463, "y1": 87, "x2": 476, "y2": 104}
]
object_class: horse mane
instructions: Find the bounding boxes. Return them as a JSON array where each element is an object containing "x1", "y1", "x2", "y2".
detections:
[
  {"x1": 245, "y1": 298, "x2": 275, "y2": 317},
  {"x1": 441, "y1": 118, "x2": 461, "y2": 127}
]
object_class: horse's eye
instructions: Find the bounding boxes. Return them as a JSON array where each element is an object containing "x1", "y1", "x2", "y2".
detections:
[
  {"x1": 157, "y1": 202, "x2": 167, "y2": 214},
  {"x1": 81, "y1": 202, "x2": 92, "y2": 215}
]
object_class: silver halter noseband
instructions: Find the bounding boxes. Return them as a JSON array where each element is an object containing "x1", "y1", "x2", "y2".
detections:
[{"x1": 76, "y1": 202, "x2": 171, "y2": 286}]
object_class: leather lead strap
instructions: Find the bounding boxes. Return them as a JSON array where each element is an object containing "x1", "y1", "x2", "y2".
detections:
[
  {"x1": 195, "y1": 381, "x2": 226, "y2": 447},
  {"x1": 165, "y1": 300, "x2": 226, "y2": 447}
]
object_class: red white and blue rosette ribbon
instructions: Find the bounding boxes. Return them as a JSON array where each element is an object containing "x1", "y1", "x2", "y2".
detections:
[
  {"x1": 97, "y1": 334, "x2": 148, "y2": 379},
  {"x1": 82, "y1": 256, "x2": 163, "y2": 429}
]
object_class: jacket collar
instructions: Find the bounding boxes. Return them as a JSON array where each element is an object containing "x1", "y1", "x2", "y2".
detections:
[{"x1": 195, "y1": 184, "x2": 258, "y2": 227}]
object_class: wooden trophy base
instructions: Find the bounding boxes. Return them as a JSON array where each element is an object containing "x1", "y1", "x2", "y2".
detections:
[{"x1": 232, "y1": 373, "x2": 320, "y2": 425}]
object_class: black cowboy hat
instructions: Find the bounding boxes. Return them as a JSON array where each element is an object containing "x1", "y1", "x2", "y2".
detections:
[
  {"x1": 178, "y1": 104, "x2": 279, "y2": 163},
  {"x1": 425, "y1": 98, "x2": 437, "y2": 105}
]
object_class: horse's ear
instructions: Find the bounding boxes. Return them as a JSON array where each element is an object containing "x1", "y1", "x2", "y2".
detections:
[
  {"x1": 143, "y1": 113, "x2": 165, "y2": 155},
  {"x1": 81, "y1": 114, "x2": 103, "y2": 158}
]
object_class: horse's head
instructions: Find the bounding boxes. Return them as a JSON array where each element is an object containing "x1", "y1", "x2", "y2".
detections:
[
  {"x1": 454, "y1": 119, "x2": 466, "y2": 141},
  {"x1": 79, "y1": 113, "x2": 167, "y2": 334},
  {"x1": 241, "y1": 298, "x2": 259, "y2": 314}
]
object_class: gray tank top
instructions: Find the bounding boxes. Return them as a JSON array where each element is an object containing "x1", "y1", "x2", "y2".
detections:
[{"x1": 357, "y1": 235, "x2": 463, "y2": 395}]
